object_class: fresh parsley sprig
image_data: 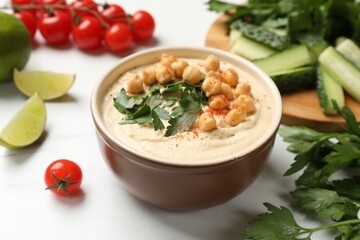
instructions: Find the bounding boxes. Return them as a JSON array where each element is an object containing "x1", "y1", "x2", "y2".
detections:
[
  {"x1": 243, "y1": 106, "x2": 360, "y2": 239},
  {"x1": 113, "y1": 80, "x2": 207, "y2": 137}
]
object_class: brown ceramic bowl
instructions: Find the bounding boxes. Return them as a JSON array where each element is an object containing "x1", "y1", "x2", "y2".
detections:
[{"x1": 90, "y1": 46, "x2": 282, "y2": 211}]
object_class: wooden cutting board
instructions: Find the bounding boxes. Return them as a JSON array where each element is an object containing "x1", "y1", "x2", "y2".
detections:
[{"x1": 205, "y1": 15, "x2": 360, "y2": 132}]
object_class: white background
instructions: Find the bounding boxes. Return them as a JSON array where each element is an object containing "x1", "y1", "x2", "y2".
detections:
[{"x1": 0, "y1": 0, "x2": 333, "y2": 239}]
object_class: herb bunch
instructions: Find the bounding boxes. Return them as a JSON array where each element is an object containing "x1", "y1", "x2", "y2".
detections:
[
  {"x1": 207, "y1": 0, "x2": 360, "y2": 46},
  {"x1": 113, "y1": 80, "x2": 207, "y2": 137},
  {"x1": 243, "y1": 105, "x2": 360, "y2": 239}
]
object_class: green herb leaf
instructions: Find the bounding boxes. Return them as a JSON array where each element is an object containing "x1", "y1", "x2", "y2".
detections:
[
  {"x1": 243, "y1": 203, "x2": 306, "y2": 240},
  {"x1": 165, "y1": 111, "x2": 200, "y2": 137}
]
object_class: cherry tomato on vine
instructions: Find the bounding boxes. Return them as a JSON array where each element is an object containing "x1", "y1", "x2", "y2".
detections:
[
  {"x1": 38, "y1": 9, "x2": 72, "y2": 45},
  {"x1": 130, "y1": 10, "x2": 155, "y2": 42},
  {"x1": 13, "y1": 11, "x2": 37, "y2": 40},
  {"x1": 104, "y1": 23, "x2": 132, "y2": 53},
  {"x1": 72, "y1": 15, "x2": 104, "y2": 50},
  {"x1": 101, "y1": 3, "x2": 127, "y2": 26},
  {"x1": 45, "y1": 159, "x2": 83, "y2": 196},
  {"x1": 70, "y1": 0, "x2": 98, "y2": 18}
]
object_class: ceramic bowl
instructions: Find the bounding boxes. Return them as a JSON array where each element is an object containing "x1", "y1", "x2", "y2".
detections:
[{"x1": 90, "y1": 46, "x2": 282, "y2": 211}]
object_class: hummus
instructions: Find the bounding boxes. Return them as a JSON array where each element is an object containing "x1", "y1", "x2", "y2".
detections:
[{"x1": 101, "y1": 56, "x2": 274, "y2": 165}]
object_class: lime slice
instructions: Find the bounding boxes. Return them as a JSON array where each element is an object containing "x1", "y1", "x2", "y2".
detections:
[
  {"x1": 0, "y1": 93, "x2": 46, "y2": 148},
  {"x1": 14, "y1": 69, "x2": 76, "y2": 100}
]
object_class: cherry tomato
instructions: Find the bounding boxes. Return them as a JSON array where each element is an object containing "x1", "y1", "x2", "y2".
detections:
[
  {"x1": 45, "y1": 159, "x2": 83, "y2": 196},
  {"x1": 70, "y1": 0, "x2": 98, "y2": 17},
  {"x1": 72, "y1": 16, "x2": 104, "y2": 50},
  {"x1": 38, "y1": 9, "x2": 72, "y2": 45},
  {"x1": 104, "y1": 23, "x2": 132, "y2": 53},
  {"x1": 11, "y1": 0, "x2": 34, "y2": 4},
  {"x1": 13, "y1": 11, "x2": 37, "y2": 40},
  {"x1": 101, "y1": 3, "x2": 127, "y2": 26},
  {"x1": 130, "y1": 10, "x2": 155, "y2": 42}
]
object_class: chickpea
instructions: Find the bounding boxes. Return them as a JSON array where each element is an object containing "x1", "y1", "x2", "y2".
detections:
[
  {"x1": 203, "y1": 54, "x2": 220, "y2": 72},
  {"x1": 226, "y1": 108, "x2": 247, "y2": 126},
  {"x1": 171, "y1": 60, "x2": 189, "y2": 78},
  {"x1": 206, "y1": 70, "x2": 222, "y2": 81},
  {"x1": 221, "y1": 83, "x2": 235, "y2": 100},
  {"x1": 198, "y1": 112, "x2": 217, "y2": 132},
  {"x1": 234, "y1": 82, "x2": 251, "y2": 97},
  {"x1": 156, "y1": 65, "x2": 175, "y2": 85},
  {"x1": 202, "y1": 77, "x2": 222, "y2": 97},
  {"x1": 140, "y1": 67, "x2": 157, "y2": 86},
  {"x1": 182, "y1": 65, "x2": 203, "y2": 84},
  {"x1": 127, "y1": 74, "x2": 144, "y2": 94},
  {"x1": 222, "y1": 68, "x2": 239, "y2": 87},
  {"x1": 234, "y1": 95, "x2": 256, "y2": 114},
  {"x1": 209, "y1": 95, "x2": 228, "y2": 110},
  {"x1": 160, "y1": 53, "x2": 176, "y2": 68}
]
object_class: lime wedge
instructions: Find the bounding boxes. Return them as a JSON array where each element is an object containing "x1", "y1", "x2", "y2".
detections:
[
  {"x1": 14, "y1": 69, "x2": 75, "y2": 100},
  {"x1": 0, "y1": 93, "x2": 46, "y2": 148}
]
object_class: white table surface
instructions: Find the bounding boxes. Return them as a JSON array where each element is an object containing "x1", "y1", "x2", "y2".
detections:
[{"x1": 0, "y1": 0, "x2": 332, "y2": 239}]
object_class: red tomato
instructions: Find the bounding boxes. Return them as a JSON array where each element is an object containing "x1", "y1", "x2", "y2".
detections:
[
  {"x1": 45, "y1": 159, "x2": 83, "y2": 196},
  {"x1": 130, "y1": 10, "x2": 155, "y2": 42},
  {"x1": 70, "y1": 0, "x2": 98, "y2": 17},
  {"x1": 101, "y1": 3, "x2": 127, "y2": 26},
  {"x1": 11, "y1": 0, "x2": 34, "y2": 4},
  {"x1": 38, "y1": 9, "x2": 72, "y2": 45},
  {"x1": 72, "y1": 16, "x2": 104, "y2": 50},
  {"x1": 13, "y1": 11, "x2": 37, "y2": 40},
  {"x1": 104, "y1": 23, "x2": 132, "y2": 53}
]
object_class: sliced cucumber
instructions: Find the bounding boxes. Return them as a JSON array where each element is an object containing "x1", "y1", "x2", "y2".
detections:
[
  {"x1": 253, "y1": 45, "x2": 315, "y2": 74},
  {"x1": 230, "y1": 30, "x2": 277, "y2": 61},
  {"x1": 319, "y1": 46, "x2": 360, "y2": 102},
  {"x1": 270, "y1": 66, "x2": 316, "y2": 94},
  {"x1": 230, "y1": 20, "x2": 290, "y2": 50},
  {"x1": 229, "y1": 29, "x2": 241, "y2": 48},
  {"x1": 336, "y1": 38, "x2": 360, "y2": 69},
  {"x1": 317, "y1": 65, "x2": 345, "y2": 115},
  {"x1": 297, "y1": 33, "x2": 328, "y2": 58}
]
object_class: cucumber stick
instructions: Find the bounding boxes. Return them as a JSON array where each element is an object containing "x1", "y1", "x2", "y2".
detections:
[
  {"x1": 336, "y1": 38, "x2": 360, "y2": 69},
  {"x1": 230, "y1": 29, "x2": 277, "y2": 61},
  {"x1": 270, "y1": 66, "x2": 316, "y2": 94},
  {"x1": 253, "y1": 45, "x2": 315, "y2": 74},
  {"x1": 317, "y1": 65, "x2": 345, "y2": 115},
  {"x1": 319, "y1": 46, "x2": 360, "y2": 102}
]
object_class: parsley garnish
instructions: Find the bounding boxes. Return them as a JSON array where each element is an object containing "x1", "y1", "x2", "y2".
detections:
[
  {"x1": 243, "y1": 105, "x2": 360, "y2": 239},
  {"x1": 113, "y1": 81, "x2": 207, "y2": 136}
]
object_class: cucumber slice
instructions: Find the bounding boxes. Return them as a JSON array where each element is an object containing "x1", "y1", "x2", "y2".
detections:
[
  {"x1": 319, "y1": 46, "x2": 360, "y2": 102},
  {"x1": 230, "y1": 20, "x2": 290, "y2": 50},
  {"x1": 253, "y1": 45, "x2": 315, "y2": 74},
  {"x1": 230, "y1": 30, "x2": 277, "y2": 61},
  {"x1": 229, "y1": 29, "x2": 241, "y2": 48},
  {"x1": 317, "y1": 65, "x2": 345, "y2": 115},
  {"x1": 336, "y1": 38, "x2": 360, "y2": 69},
  {"x1": 270, "y1": 66, "x2": 316, "y2": 94}
]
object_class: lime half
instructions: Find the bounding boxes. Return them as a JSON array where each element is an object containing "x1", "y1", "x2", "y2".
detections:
[
  {"x1": 0, "y1": 93, "x2": 46, "y2": 148},
  {"x1": 14, "y1": 69, "x2": 76, "y2": 100},
  {"x1": 0, "y1": 11, "x2": 31, "y2": 83}
]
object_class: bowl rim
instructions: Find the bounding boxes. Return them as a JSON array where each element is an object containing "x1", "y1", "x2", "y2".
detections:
[{"x1": 90, "y1": 46, "x2": 282, "y2": 167}]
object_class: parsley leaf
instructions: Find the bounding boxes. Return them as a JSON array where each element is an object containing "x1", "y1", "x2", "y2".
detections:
[{"x1": 243, "y1": 203, "x2": 307, "y2": 240}]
